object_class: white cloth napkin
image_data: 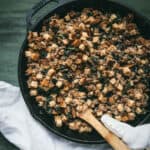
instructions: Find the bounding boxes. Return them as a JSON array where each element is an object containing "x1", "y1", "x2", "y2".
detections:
[{"x1": 0, "y1": 81, "x2": 111, "y2": 150}]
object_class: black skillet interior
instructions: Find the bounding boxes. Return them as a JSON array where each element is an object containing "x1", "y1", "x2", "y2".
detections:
[{"x1": 18, "y1": 0, "x2": 150, "y2": 144}]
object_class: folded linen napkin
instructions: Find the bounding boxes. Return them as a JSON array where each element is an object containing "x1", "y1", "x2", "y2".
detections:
[{"x1": 0, "y1": 81, "x2": 111, "y2": 150}]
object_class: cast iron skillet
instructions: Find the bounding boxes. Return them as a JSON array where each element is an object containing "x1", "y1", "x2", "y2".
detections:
[{"x1": 18, "y1": 0, "x2": 150, "y2": 144}]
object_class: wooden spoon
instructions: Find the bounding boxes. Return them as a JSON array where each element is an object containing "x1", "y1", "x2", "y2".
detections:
[{"x1": 78, "y1": 109, "x2": 130, "y2": 150}]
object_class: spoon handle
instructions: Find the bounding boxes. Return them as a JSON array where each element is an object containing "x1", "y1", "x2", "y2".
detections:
[{"x1": 79, "y1": 110, "x2": 130, "y2": 150}]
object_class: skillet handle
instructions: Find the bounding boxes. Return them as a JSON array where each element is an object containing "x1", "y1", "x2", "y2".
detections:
[{"x1": 26, "y1": 0, "x2": 60, "y2": 30}]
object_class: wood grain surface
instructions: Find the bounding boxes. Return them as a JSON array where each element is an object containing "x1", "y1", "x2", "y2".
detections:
[{"x1": 0, "y1": 0, "x2": 149, "y2": 149}]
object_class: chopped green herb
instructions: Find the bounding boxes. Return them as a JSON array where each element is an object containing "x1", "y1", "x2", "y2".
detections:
[
  {"x1": 40, "y1": 50, "x2": 47, "y2": 58},
  {"x1": 41, "y1": 69, "x2": 48, "y2": 75}
]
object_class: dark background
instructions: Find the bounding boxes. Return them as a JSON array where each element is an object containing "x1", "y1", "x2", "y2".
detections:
[{"x1": 0, "y1": 0, "x2": 150, "y2": 149}]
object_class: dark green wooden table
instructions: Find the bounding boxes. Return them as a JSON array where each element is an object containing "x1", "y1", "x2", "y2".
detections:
[{"x1": 0, "y1": 0, "x2": 150, "y2": 149}]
